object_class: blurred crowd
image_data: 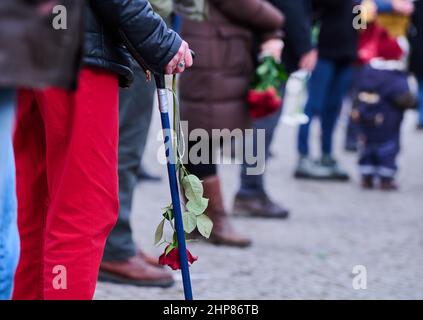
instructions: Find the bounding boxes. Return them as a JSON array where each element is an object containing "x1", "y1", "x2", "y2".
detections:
[{"x1": 0, "y1": 0, "x2": 421, "y2": 300}]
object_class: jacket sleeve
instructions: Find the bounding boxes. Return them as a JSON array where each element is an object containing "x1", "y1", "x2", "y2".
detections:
[
  {"x1": 271, "y1": 0, "x2": 313, "y2": 60},
  {"x1": 209, "y1": 0, "x2": 284, "y2": 33},
  {"x1": 89, "y1": 0, "x2": 182, "y2": 73}
]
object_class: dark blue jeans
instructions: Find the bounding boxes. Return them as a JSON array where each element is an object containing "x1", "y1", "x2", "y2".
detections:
[
  {"x1": 298, "y1": 58, "x2": 353, "y2": 156},
  {"x1": 0, "y1": 89, "x2": 19, "y2": 300}
]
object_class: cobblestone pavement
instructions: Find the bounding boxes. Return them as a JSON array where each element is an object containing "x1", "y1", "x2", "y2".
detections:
[{"x1": 94, "y1": 108, "x2": 423, "y2": 300}]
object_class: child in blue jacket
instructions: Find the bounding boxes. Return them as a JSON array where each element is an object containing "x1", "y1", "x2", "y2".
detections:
[{"x1": 354, "y1": 34, "x2": 418, "y2": 190}]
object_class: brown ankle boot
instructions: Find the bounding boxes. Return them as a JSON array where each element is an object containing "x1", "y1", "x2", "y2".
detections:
[{"x1": 202, "y1": 176, "x2": 252, "y2": 248}]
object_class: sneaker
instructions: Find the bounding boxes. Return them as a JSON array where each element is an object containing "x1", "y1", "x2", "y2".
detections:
[
  {"x1": 319, "y1": 155, "x2": 350, "y2": 181},
  {"x1": 294, "y1": 156, "x2": 333, "y2": 180}
]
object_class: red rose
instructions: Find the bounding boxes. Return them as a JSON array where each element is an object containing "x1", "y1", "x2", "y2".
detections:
[
  {"x1": 159, "y1": 246, "x2": 198, "y2": 270},
  {"x1": 247, "y1": 87, "x2": 282, "y2": 119}
]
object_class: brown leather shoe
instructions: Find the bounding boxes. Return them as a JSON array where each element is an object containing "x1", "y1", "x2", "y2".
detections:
[
  {"x1": 203, "y1": 176, "x2": 252, "y2": 248},
  {"x1": 232, "y1": 193, "x2": 289, "y2": 219},
  {"x1": 137, "y1": 250, "x2": 162, "y2": 268},
  {"x1": 99, "y1": 255, "x2": 174, "y2": 288}
]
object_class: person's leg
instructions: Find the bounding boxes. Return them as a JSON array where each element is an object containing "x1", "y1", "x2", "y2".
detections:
[
  {"x1": 319, "y1": 63, "x2": 353, "y2": 181},
  {"x1": 297, "y1": 58, "x2": 335, "y2": 156},
  {"x1": 345, "y1": 66, "x2": 362, "y2": 151},
  {"x1": 295, "y1": 59, "x2": 339, "y2": 180},
  {"x1": 100, "y1": 69, "x2": 173, "y2": 288},
  {"x1": 185, "y1": 138, "x2": 251, "y2": 248},
  {"x1": 235, "y1": 102, "x2": 289, "y2": 219},
  {"x1": 12, "y1": 90, "x2": 48, "y2": 300},
  {"x1": 38, "y1": 68, "x2": 119, "y2": 299},
  {"x1": 377, "y1": 134, "x2": 401, "y2": 190},
  {"x1": 321, "y1": 63, "x2": 353, "y2": 156},
  {"x1": 358, "y1": 139, "x2": 377, "y2": 189},
  {"x1": 418, "y1": 78, "x2": 423, "y2": 127},
  {"x1": 239, "y1": 96, "x2": 283, "y2": 197},
  {"x1": 0, "y1": 89, "x2": 19, "y2": 300},
  {"x1": 103, "y1": 69, "x2": 155, "y2": 262}
]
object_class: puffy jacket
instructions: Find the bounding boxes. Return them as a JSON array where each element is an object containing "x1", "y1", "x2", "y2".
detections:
[
  {"x1": 0, "y1": 0, "x2": 84, "y2": 90},
  {"x1": 84, "y1": 0, "x2": 183, "y2": 87},
  {"x1": 179, "y1": 0, "x2": 284, "y2": 133},
  {"x1": 356, "y1": 66, "x2": 416, "y2": 142}
]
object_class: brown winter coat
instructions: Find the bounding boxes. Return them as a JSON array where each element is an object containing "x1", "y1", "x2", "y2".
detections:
[
  {"x1": 0, "y1": 0, "x2": 84, "y2": 90},
  {"x1": 179, "y1": 0, "x2": 284, "y2": 133}
]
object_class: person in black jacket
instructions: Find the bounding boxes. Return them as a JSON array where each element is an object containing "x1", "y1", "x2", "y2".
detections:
[
  {"x1": 12, "y1": 0, "x2": 193, "y2": 300},
  {"x1": 410, "y1": 0, "x2": 423, "y2": 129},
  {"x1": 234, "y1": 0, "x2": 317, "y2": 219},
  {"x1": 295, "y1": 0, "x2": 358, "y2": 181},
  {"x1": 100, "y1": 5, "x2": 176, "y2": 289}
]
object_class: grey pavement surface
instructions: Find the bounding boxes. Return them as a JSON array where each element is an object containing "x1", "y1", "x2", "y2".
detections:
[{"x1": 94, "y1": 103, "x2": 423, "y2": 300}]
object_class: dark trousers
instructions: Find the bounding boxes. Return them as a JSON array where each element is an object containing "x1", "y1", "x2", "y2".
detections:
[
  {"x1": 103, "y1": 69, "x2": 156, "y2": 261},
  {"x1": 298, "y1": 58, "x2": 353, "y2": 156},
  {"x1": 238, "y1": 98, "x2": 283, "y2": 197},
  {"x1": 358, "y1": 134, "x2": 400, "y2": 179}
]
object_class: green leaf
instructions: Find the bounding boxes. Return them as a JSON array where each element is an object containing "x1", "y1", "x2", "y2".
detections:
[
  {"x1": 182, "y1": 211, "x2": 197, "y2": 234},
  {"x1": 257, "y1": 63, "x2": 269, "y2": 76},
  {"x1": 182, "y1": 175, "x2": 204, "y2": 202},
  {"x1": 165, "y1": 243, "x2": 176, "y2": 255},
  {"x1": 154, "y1": 219, "x2": 165, "y2": 245},
  {"x1": 197, "y1": 214, "x2": 213, "y2": 239},
  {"x1": 163, "y1": 206, "x2": 174, "y2": 221},
  {"x1": 186, "y1": 198, "x2": 209, "y2": 216}
]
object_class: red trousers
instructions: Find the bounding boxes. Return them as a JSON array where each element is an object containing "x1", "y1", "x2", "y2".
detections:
[{"x1": 12, "y1": 68, "x2": 119, "y2": 300}]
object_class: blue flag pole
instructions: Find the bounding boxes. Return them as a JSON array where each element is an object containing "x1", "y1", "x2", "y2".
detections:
[{"x1": 155, "y1": 74, "x2": 193, "y2": 301}]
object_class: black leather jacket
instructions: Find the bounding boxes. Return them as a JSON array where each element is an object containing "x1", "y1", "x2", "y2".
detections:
[{"x1": 84, "y1": 0, "x2": 182, "y2": 87}]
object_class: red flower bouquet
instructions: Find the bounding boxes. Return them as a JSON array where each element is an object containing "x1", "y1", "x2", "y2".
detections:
[{"x1": 247, "y1": 56, "x2": 288, "y2": 119}]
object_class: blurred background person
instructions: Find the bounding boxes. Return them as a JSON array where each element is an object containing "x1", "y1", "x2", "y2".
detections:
[
  {"x1": 354, "y1": 26, "x2": 418, "y2": 190},
  {"x1": 99, "y1": 0, "x2": 175, "y2": 288},
  {"x1": 13, "y1": 0, "x2": 192, "y2": 300},
  {"x1": 409, "y1": 0, "x2": 423, "y2": 129},
  {"x1": 178, "y1": 0, "x2": 284, "y2": 247},
  {"x1": 345, "y1": 0, "x2": 415, "y2": 151},
  {"x1": 294, "y1": 0, "x2": 359, "y2": 181},
  {"x1": 233, "y1": 0, "x2": 316, "y2": 220},
  {"x1": 0, "y1": 0, "x2": 84, "y2": 300}
]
